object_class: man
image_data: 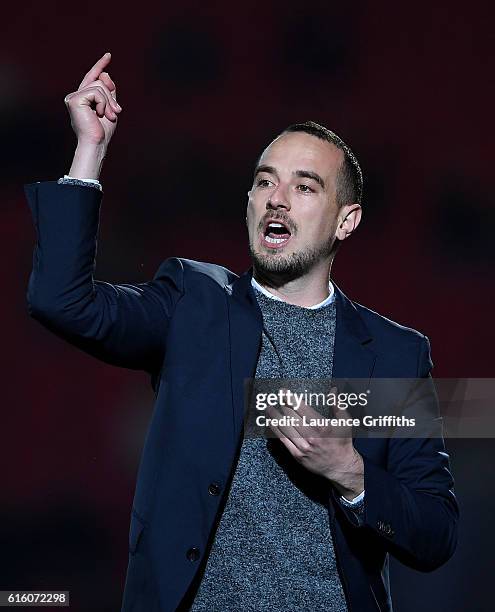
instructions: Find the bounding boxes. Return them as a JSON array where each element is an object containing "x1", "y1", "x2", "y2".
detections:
[{"x1": 25, "y1": 53, "x2": 458, "y2": 611}]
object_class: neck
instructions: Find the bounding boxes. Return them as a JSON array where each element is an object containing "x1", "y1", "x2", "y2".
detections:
[{"x1": 253, "y1": 260, "x2": 333, "y2": 308}]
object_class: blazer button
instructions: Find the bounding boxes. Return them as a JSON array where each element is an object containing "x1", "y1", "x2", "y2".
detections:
[
  {"x1": 186, "y1": 547, "x2": 200, "y2": 562},
  {"x1": 208, "y1": 483, "x2": 221, "y2": 496}
]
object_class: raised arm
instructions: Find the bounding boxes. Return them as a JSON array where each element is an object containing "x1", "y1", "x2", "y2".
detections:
[{"x1": 25, "y1": 54, "x2": 183, "y2": 375}]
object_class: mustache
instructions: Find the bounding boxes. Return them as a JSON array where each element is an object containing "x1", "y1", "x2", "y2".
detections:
[{"x1": 258, "y1": 212, "x2": 297, "y2": 234}]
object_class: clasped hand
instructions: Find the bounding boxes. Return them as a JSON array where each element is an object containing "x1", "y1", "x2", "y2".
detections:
[{"x1": 265, "y1": 389, "x2": 364, "y2": 500}]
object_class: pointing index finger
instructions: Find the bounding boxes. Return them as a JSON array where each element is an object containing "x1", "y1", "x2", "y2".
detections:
[{"x1": 78, "y1": 52, "x2": 112, "y2": 90}]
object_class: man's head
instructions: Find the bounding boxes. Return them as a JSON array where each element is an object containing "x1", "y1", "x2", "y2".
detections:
[{"x1": 246, "y1": 121, "x2": 362, "y2": 285}]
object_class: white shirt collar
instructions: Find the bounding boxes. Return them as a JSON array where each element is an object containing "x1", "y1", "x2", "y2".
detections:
[{"x1": 251, "y1": 276, "x2": 335, "y2": 309}]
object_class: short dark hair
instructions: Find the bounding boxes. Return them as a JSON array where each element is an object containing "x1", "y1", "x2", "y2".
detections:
[{"x1": 282, "y1": 120, "x2": 363, "y2": 207}]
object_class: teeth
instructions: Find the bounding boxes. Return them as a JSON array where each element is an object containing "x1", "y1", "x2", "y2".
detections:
[
  {"x1": 265, "y1": 235, "x2": 288, "y2": 244},
  {"x1": 268, "y1": 222, "x2": 284, "y2": 228}
]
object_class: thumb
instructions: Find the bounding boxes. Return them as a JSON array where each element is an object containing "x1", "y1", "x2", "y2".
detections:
[{"x1": 331, "y1": 386, "x2": 353, "y2": 439}]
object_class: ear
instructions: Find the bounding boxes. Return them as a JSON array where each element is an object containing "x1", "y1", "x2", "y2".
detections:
[
  {"x1": 335, "y1": 204, "x2": 362, "y2": 241},
  {"x1": 246, "y1": 190, "x2": 253, "y2": 226}
]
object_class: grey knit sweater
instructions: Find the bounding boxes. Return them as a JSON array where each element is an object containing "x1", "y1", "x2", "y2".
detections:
[{"x1": 189, "y1": 287, "x2": 348, "y2": 611}]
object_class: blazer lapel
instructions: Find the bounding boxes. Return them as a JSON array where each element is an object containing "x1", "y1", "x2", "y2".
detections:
[
  {"x1": 332, "y1": 282, "x2": 376, "y2": 381},
  {"x1": 332, "y1": 283, "x2": 377, "y2": 453},
  {"x1": 226, "y1": 268, "x2": 263, "y2": 443}
]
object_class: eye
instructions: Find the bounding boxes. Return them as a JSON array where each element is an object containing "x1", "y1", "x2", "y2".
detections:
[
  {"x1": 296, "y1": 184, "x2": 314, "y2": 193},
  {"x1": 256, "y1": 178, "x2": 273, "y2": 188}
]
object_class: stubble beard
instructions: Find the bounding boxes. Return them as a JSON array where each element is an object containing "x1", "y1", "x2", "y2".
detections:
[{"x1": 249, "y1": 235, "x2": 335, "y2": 287}]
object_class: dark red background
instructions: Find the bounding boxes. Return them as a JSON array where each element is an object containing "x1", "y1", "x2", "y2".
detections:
[{"x1": 1, "y1": 1, "x2": 493, "y2": 610}]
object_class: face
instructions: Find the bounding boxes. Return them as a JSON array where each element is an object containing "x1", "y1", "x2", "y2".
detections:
[{"x1": 246, "y1": 131, "x2": 356, "y2": 282}]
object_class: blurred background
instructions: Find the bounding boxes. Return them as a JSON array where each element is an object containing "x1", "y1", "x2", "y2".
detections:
[{"x1": 1, "y1": 0, "x2": 494, "y2": 610}]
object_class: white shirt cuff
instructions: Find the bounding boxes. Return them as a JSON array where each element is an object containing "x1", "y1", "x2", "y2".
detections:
[
  {"x1": 340, "y1": 490, "x2": 365, "y2": 505},
  {"x1": 64, "y1": 174, "x2": 101, "y2": 185}
]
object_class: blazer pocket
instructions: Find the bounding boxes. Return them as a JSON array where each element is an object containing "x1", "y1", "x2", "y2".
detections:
[{"x1": 129, "y1": 509, "x2": 147, "y2": 555}]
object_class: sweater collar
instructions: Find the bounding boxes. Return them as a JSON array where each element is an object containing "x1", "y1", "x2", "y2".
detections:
[{"x1": 250, "y1": 276, "x2": 335, "y2": 309}]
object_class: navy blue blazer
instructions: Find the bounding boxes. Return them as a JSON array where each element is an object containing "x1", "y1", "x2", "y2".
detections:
[{"x1": 25, "y1": 181, "x2": 458, "y2": 612}]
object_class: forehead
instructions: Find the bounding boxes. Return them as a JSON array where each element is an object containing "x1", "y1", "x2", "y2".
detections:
[{"x1": 258, "y1": 132, "x2": 344, "y2": 181}]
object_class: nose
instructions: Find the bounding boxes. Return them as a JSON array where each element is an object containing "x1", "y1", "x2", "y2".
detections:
[{"x1": 266, "y1": 184, "x2": 291, "y2": 211}]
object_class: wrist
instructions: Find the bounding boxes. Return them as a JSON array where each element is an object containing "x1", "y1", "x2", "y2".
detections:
[
  {"x1": 329, "y1": 448, "x2": 365, "y2": 499},
  {"x1": 68, "y1": 142, "x2": 107, "y2": 180}
]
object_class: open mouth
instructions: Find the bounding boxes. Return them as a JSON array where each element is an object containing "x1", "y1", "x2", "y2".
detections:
[{"x1": 261, "y1": 220, "x2": 292, "y2": 249}]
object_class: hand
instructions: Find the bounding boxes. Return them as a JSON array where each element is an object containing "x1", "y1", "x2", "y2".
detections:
[
  {"x1": 266, "y1": 388, "x2": 364, "y2": 499},
  {"x1": 64, "y1": 52, "x2": 122, "y2": 148}
]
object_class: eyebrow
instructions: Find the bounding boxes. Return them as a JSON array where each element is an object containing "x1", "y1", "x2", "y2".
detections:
[
  {"x1": 295, "y1": 170, "x2": 325, "y2": 190},
  {"x1": 253, "y1": 164, "x2": 325, "y2": 190},
  {"x1": 254, "y1": 164, "x2": 278, "y2": 180}
]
